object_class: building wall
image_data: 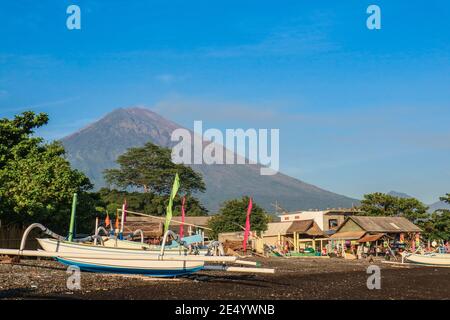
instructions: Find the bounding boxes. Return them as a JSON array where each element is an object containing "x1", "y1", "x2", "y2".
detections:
[
  {"x1": 279, "y1": 211, "x2": 355, "y2": 232},
  {"x1": 261, "y1": 235, "x2": 283, "y2": 246},
  {"x1": 324, "y1": 214, "x2": 348, "y2": 231},
  {"x1": 279, "y1": 211, "x2": 325, "y2": 230}
]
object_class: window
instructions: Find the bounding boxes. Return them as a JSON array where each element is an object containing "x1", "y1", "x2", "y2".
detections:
[
  {"x1": 284, "y1": 217, "x2": 289, "y2": 221},
  {"x1": 294, "y1": 216, "x2": 299, "y2": 219},
  {"x1": 329, "y1": 219, "x2": 339, "y2": 229}
]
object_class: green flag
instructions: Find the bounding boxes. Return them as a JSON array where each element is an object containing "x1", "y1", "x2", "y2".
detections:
[{"x1": 164, "y1": 173, "x2": 180, "y2": 233}]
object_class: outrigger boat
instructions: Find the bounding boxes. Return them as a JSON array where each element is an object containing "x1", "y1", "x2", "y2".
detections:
[
  {"x1": 405, "y1": 252, "x2": 450, "y2": 267},
  {"x1": 0, "y1": 222, "x2": 271, "y2": 276},
  {"x1": 91, "y1": 208, "x2": 220, "y2": 256},
  {"x1": 0, "y1": 192, "x2": 273, "y2": 276}
]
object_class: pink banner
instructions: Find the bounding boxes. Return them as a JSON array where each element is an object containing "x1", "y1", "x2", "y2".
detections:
[{"x1": 243, "y1": 197, "x2": 253, "y2": 252}]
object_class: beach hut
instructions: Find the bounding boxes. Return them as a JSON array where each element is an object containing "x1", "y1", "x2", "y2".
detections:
[
  {"x1": 257, "y1": 220, "x2": 326, "y2": 255},
  {"x1": 330, "y1": 216, "x2": 421, "y2": 258}
]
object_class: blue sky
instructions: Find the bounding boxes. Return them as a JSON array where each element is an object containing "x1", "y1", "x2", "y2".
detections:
[{"x1": 0, "y1": 1, "x2": 449, "y2": 204}]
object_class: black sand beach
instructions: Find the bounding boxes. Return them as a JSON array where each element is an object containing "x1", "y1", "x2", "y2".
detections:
[{"x1": 1, "y1": 257, "x2": 449, "y2": 300}]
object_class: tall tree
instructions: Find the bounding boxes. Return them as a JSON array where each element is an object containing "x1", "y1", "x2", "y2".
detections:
[
  {"x1": 104, "y1": 142, "x2": 205, "y2": 195},
  {"x1": 359, "y1": 192, "x2": 428, "y2": 223},
  {"x1": 208, "y1": 196, "x2": 269, "y2": 240},
  {"x1": 419, "y1": 193, "x2": 450, "y2": 240},
  {"x1": 419, "y1": 210, "x2": 450, "y2": 240},
  {"x1": 0, "y1": 112, "x2": 95, "y2": 233},
  {"x1": 0, "y1": 111, "x2": 48, "y2": 167}
]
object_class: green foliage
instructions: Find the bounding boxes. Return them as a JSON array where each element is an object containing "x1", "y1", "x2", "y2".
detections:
[
  {"x1": 358, "y1": 192, "x2": 428, "y2": 223},
  {"x1": 418, "y1": 193, "x2": 450, "y2": 240},
  {"x1": 104, "y1": 142, "x2": 205, "y2": 195},
  {"x1": 440, "y1": 193, "x2": 450, "y2": 204},
  {"x1": 418, "y1": 209, "x2": 450, "y2": 241},
  {"x1": 96, "y1": 188, "x2": 208, "y2": 217},
  {"x1": 0, "y1": 111, "x2": 49, "y2": 168},
  {"x1": 0, "y1": 111, "x2": 97, "y2": 233},
  {"x1": 208, "y1": 196, "x2": 269, "y2": 240}
]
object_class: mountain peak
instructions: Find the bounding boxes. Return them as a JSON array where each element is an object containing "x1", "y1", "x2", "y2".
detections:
[
  {"x1": 387, "y1": 191, "x2": 413, "y2": 199},
  {"x1": 61, "y1": 108, "x2": 358, "y2": 211}
]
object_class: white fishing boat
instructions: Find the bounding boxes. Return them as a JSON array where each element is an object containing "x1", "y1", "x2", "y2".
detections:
[
  {"x1": 0, "y1": 220, "x2": 270, "y2": 277},
  {"x1": 37, "y1": 237, "x2": 210, "y2": 257},
  {"x1": 0, "y1": 189, "x2": 274, "y2": 276},
  {"x1": 405, "y1": 253, "x2": 450, "y2": 267}
]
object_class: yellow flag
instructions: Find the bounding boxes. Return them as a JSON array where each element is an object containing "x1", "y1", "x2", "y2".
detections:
[{"x1": 164, "y1": 173, "x2": 180, "y2": 233}]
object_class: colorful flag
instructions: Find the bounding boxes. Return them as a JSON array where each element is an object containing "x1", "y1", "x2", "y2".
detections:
[
  {"x1": 105, "y1": 212, "x2": 110, "y2": 227},
  {"x1": 243, "y1": 197, "x2": 253, "y2": 252},
  {"x1": 164, "y1": 173, "x2": 180, "y2": 234},
  {"x1": 180, "y1": 196, "x2": 186, "y2": 239}
]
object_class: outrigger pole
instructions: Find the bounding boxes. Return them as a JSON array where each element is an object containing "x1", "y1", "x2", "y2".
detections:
[
  {"x1": 119, "y1": 209, "x2": 213, "y2": 231},
  {"x1": 68, "y1": 193, "x2": 77, "y2": 242}
]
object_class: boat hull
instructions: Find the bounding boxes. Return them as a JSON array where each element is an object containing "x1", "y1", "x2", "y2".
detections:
[
  {"x1": 37, "y1": 238, "x2": 205, "y2": 276},
  {"x1": 405, "y1": 254, "x2": 450, "y2": 266},
  {"x1": 57, "y1": 257, "x2": 204, "y2": 277},
  {"x1": 38, "y1": 238, "x2": 207, "y2": 256}
]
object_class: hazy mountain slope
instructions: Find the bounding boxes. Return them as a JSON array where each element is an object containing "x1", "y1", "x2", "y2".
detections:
[
  {"x1": 387, "y1": 191, "x2": 413, "y2": 199},
  {"x1": 428, "y1": 200, "x2": 450, "y2": 213},
  {"x1": 61, "y1": 107, "x2": 359, "y2": 212}
]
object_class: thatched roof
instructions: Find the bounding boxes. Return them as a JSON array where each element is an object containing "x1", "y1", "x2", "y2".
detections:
[
  {"x1": 172, "y1": 216, "x2": 212, "y2": 226},
  {"x1": 126, "y1": 216, "x2": 211, "y2": 226},
  {"x1": 123, "y1": 216, "x2": 212, "y2": 238}
]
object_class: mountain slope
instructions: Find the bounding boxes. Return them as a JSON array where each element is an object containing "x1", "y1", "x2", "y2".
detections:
[
  {"x1": 428, "y1": 200, "x2": 450, "y2": 213},
  {"x1": 387, "y1": 191, "x2": 413, "y2": 199},
  {"x1": 61, "y1": 107, "x2": 358, "y2": 212}
]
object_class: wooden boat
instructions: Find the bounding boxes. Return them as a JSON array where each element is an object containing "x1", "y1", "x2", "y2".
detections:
[
  {"x1": 56, "y1": 255, "x2": 205, "y2": 276},
  {"x1": 37, "y1": 238, "x2": 209, "y2": 257},
  {"x1": 405, "y1": 253, "x2": 450, "y2": 266}
]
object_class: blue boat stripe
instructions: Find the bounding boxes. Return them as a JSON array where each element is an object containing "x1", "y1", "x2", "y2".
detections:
[{"x1": 56, "y1": 258, "x2": 204, "y2": 277}]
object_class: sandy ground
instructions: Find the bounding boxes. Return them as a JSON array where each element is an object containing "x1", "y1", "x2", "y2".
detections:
[{"x1": 0, "y1": 257, "x2": 449, "y2": 300}]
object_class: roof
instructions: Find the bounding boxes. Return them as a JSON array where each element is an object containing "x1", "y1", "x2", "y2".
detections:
[
  {"x1": 126, "y1": 216, "x2": 211, "y2": 227},
  {"x1": 330, "y1": 231, "x2": 366, "y2": 240},
  {"x1": 263, "y1": 220, "x2": 323, "y2": 237},
  {"x1": 172, "y1": 216, "x2": 211, "y2": 226},
  {"x1": 280, "y1": 208, "x2": 361, "y2": 217},
  {"x1": 358, "y1": 233, "x2": 385, "y2": 243},
  {"x1": 348, "y1": 216, "x2": 421, "y2": 233}
]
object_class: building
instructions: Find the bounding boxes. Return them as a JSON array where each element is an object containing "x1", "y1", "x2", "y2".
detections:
[
  {"x1": 253, "y1": 219, "x2": 326, "y2": 254},
  {"x1": 278, "y1": 208, "x2": 361, "y2": 233},
  {"x1": 329, "y1": 216, "x2": 422, "y2": 258}
]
